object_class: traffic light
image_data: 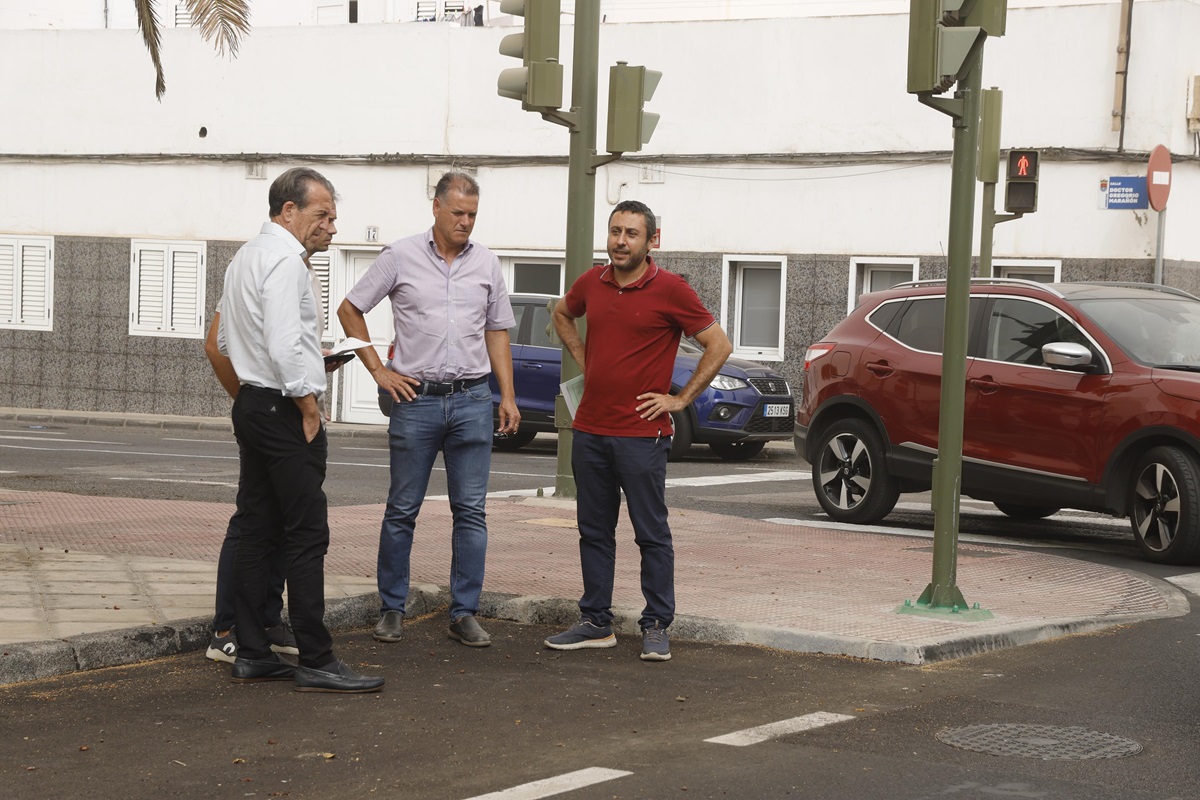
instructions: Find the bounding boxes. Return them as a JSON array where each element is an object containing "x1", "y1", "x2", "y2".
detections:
[
  {"x1": 1004, "y1": 149, "x2": 1039, "y2": 213},
  {"x1": 907, "y1": 0, "x2": 1001, "y2": 95},
  {"x1": 497, "y1": 0, "x2": 563, "y2": 110},
  {"x1": 607, "y1": 62, "x2": 662, "y2": 154}
]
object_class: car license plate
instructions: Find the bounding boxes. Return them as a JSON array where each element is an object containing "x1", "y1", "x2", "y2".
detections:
[{"x1": 763, "y1": 404, "x2": 790, "y2": 418}]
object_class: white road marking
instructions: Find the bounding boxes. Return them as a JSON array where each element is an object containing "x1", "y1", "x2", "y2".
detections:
[
  {"x1": 462, "y1": 767, "x2": 632, "y2": 800},
  {"x1": 0, "y1": 435, "x2": 122, "y2": 444},
  {"x1": 705, "y1": 712, "x2": 856, "y2": 747},
  {"x1": 160, "y1": 437, "x2": 235, "y2": 445},
  {"x1": 891, "y1": 500, "x2": 1129, "y2": 528},
  {"x1": 764, "y1": 517, "x2": 1127, "y2": 553},
  {"x1": 0, "y1": 428, "x2": 66, "y2": 435},
  {"x1": 1166, "y1": 573, "x2": 1200, "y2": 596},
  {"x1": 110, "y1": 477, "x2": 238, "y2": 488},
  {"x1": 0, "y1": 444, "x2": 239, "y2": 460},
  {"x1": 665, "y1": 470, "x2": 810, "y2": 488}
]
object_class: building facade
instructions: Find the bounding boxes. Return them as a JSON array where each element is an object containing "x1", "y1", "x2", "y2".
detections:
[{"x1": 1, "y1": 1, "x2": 1197, "y2": 424}]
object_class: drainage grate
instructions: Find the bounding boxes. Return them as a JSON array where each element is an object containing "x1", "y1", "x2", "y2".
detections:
[{"x1": 936, "y1": 724, "x2": 1142, "y2": 760}]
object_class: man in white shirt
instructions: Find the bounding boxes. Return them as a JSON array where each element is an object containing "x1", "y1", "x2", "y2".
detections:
[{"x1": 215, "y1": 167, "x2": 383, "y2": 693}]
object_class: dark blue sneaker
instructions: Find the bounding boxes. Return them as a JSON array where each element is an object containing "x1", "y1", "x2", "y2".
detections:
[
  {"x1": 640, "y1": 622, "x2": 671, "y2": 662},
  {"x1": 544, "y1": 618, "x2": 617, "y2": 650}
]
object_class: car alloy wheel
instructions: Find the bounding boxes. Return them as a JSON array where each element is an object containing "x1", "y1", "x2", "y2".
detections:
[
  {"x1": 1129, "y1": 446, "x2": 1200, "y2": 565},
  {"x1": 812, "y1": 418, "x2": 899, "y2": 524}
]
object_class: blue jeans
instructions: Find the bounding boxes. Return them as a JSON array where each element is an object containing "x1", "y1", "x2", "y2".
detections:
[
  {"x1": 377, "y1": 382, "x2": 493, "y2": 620},
  {"x1": 572, "y1": 430, "x2": 675, "y2": 630}
]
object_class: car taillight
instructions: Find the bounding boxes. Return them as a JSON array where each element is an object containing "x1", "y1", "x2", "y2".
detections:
[{"x1": 803, "y1": 343, "x2": 835, "y2": 371}]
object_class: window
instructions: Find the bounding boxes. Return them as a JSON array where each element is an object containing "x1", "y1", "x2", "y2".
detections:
[
  {"x1": 721, "y1": 255, "x2": 787, "y2": 361},
  {"x1": 512, "y1": 261, "x2": 563, "y2": 295},
  {"x1": 848, "y1": 257, "x2": 918, "y2": 312},
  {"x1": 129, "y1": 240, "x2": 206, "y2": 339},
  {"x1": 994, "y1": 259, "x2": 1060, "y2": 283},
  {"x1": 985, "y1": 298, "x2": 1089, "y2": 367},
  {"x1": 174, "y1": 1, "x2": 192, "y2": 26},
  {"x1": 0, "y1": 235, "x2": 53, "y2": 331},
  {"x1": 894, "y1": 297, "x2": 945, "y2": 353}
]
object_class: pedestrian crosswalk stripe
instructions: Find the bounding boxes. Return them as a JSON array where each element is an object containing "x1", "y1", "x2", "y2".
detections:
[
  {"x1": 705, "y1": 712, "x2": 856, "y2": 746},
  {"x1": 462, "y1": 767, "x2": 632, "y2": 799}
]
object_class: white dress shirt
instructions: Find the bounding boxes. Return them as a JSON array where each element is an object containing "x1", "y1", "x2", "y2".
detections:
[{"x1": 217, "y1": 222, "x2": 325, "y2": 399}]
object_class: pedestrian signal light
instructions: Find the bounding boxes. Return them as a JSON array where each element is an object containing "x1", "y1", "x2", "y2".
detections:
[
  {"x1": 1004, "y1": 149, "x2": 1039, "y2": 213},
  {"x1": 607, "y1": 62, "x2": 662, "y2": 154},
  {"x1": 497, "y1": 0, "x2": 563, "y2": 110}
]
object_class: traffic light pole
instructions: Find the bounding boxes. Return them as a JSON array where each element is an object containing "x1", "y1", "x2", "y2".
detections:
[
  {"x1": 910, "y1": 51, "x2": 988, "y2": 616},
  {"x1": 551, "y1": 0, "x2": 602, "y2": 499}
]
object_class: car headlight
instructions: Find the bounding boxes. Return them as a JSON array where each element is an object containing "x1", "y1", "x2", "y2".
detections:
[{"x1": 709, "y1": 374, "x2": 749, "y2": 391}]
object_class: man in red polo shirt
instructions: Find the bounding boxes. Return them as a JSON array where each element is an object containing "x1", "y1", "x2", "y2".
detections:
[{"x1": 545, "y1": 200, "x2": 732, "y2": 661}]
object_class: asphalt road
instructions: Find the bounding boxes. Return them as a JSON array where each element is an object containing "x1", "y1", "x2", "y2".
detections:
[
  {"x1": 3, "y1": 420, "x2": 1198, "y2": 799},
  {"x1": 1, "y1": 614, "x2": 1196, "y2": 800}
]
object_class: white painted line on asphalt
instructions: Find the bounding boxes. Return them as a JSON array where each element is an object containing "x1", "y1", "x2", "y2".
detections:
[
  {"x1": 0, "y1": 444, "x2": 239, "y2": 460},
  {"x1": 892, "y1": 501, "x2": 1129, "y2": 528},
  {"x1": 705, "y1": 712, "x2": 856, "y2": 747},
  {"x1": 0, "y1": 434, "x2": 122, "y2": 444},
  {"x1": 666, "y1": 470, "x2": 810, "y2": 488},
  {"x1": 763, "y1": 517, "x2": 1128, "y2": 553},
  {"x1": 161, "y1": 437, "x2": 235, "y2": 445},
  {"x1": 1165, "y1": 572, "x2": 1200, "y2": 596},
  {"x1": 462, "y1": 767, "x2": 632, "y2": 800},
  {"x1": 0, "y1": 428, "x2": 67, "y2": 435},
  {"x1": 110, "y1": 477, "x2": 238, "y2": 488}
]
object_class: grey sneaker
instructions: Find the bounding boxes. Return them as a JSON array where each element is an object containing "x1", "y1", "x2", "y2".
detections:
[
  {"x1": 448, "y1": 615, "x2": 491, "y2": 647},
  {"x1": 545, "y1": 618, "x2": 617, "y2": 650},
  {"x1": 266, "y1": 622, "x2": 299, "y2": 656},
  {"x1": 640, "y1": 623, "x2": 671, "y2": 661},
  {"x1": 206, "y1": 630, "x2": 238, "y2": 664}
]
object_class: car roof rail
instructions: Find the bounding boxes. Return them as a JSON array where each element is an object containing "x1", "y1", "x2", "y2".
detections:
[
  {"x1": 890, "y1": 277, "x2": 1063, "y2": 297},
  {"x1": 1082, "y1": 281, "x2": 1200, "y2": 301}
]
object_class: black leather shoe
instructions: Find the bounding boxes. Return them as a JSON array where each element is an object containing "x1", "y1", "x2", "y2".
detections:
[
  {"x1": 231, "y1": 653, "x2": 296, "y2": 683},
  {"x1": 372, "y1": 610, "x2": 404, "y2": 643},
  {"x1": 294, "y1": 660, "x2": 385, "y2": 693},
  {"x1": 448, "y1": 615, "x2": 491, "y2": 647}
]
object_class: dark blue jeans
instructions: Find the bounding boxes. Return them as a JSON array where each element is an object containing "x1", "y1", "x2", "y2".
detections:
[
  {"x1": 230, "y1": 386, "x2": 335, "y2": 668},
  {"x1": 572, "y1": 430, "x2": 674, "y2": 630}
]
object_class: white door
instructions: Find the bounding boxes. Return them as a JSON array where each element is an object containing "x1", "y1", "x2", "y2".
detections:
[{"x1": 335, "y1": 250, "x2": 392, "y2": 425}]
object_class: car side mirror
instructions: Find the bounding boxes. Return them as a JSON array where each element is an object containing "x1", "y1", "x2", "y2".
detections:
[{"x1": 1043, "y1": 342, "x2": 1099, "y2": 373}]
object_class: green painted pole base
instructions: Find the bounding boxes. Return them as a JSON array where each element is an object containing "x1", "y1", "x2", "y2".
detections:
[{"x1": 895, "y1": 591, "x2": 994, "y2": 621}]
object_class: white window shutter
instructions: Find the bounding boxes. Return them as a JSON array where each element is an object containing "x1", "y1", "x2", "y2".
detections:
[
  {"x1": 0, "y1": 241, "x2": 15, "y2": 323},
  {"x1": 19, "y1": 242, "x2": 50, "y2": 324},
  {"x1": 168, "y1": 247, "x2": 201, "y2": 332},
  {"x1": 130, "y1": 240, "x2": 205, "y2": 338},
  {"x1": 135, "y1": 245, "x2": 167, "y2": 330},
  {"x1": 308, "y1": 251, "x2": 332, "y2": 337}
]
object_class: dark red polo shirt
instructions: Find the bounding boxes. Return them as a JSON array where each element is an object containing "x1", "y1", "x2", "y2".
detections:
[{"x1": 564, "y1": 258, "x2": 716, "y2": 438}]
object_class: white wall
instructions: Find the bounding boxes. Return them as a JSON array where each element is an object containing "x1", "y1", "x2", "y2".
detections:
[{"x1": 0, "y1": 3, "x2": 1196, "y2": 260}]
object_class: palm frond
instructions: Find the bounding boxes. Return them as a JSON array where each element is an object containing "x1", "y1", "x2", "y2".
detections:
[
  {"x1": 134, "y1": 0, "x2": 167, "y2": 99},
  {"x1": 186, "y1": 0, "x2": 252, "y2": 58}
]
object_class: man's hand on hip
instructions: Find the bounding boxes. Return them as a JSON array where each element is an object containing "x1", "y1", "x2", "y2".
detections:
[
  {"x1": 636, "y1": 392, "x2": 687, "y2": 421},
  {"x1": 372, "y1": 365, "x2": 420, "y2": 402}
]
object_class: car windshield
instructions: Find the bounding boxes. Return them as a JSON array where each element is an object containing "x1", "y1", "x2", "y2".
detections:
[{"x1": 1076, "y1": 295, "x2": 1200, "y2": 367}]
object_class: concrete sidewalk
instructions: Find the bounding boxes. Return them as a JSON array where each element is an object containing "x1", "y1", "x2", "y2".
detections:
[{"x1": 0, "y1": 475, "x2": 1188, "y2": 685}]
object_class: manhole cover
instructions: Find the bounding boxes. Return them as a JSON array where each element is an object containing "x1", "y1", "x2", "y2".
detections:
[{"x1": 936, "y1": 724, "x2": 1142, "y2": 760}]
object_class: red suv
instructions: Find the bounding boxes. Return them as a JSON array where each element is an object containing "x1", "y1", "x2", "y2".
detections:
[{"x1": 795, "y1": 279, "x2": 1200, "y2": 565}]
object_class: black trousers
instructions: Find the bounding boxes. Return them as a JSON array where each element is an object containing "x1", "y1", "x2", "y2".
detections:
[{"x1": 230, "y1": 385, "x2": 334, "y2": 668}]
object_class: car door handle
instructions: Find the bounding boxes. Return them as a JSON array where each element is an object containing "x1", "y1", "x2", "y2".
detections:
[
  {"x1": 521, "y1": 363, "x2": 543, "y2": 369},
  {"x1": 865, "y1": 361, "x2": 894, "y2": 377},
  {"x1": 968, "y1": 377, "x2": 999, "y2": 394}
]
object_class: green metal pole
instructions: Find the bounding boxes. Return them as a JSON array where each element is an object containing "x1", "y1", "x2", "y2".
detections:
[
  {"x1": 918, "y1": 51, "x2": 982, "y2": 611},
  {"x1": 553, "y1": 0, "x2": 600, "y2": 499}
]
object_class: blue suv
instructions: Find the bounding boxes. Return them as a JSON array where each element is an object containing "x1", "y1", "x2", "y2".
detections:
[{"x1": 489, "y1": 293, "x2": 794, "y2": 460}]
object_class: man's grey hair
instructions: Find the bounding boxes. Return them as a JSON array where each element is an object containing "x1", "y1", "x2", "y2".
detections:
[
  {"x1": 269, "y1": 168, "x2": 338, "y2": 217},
  {"x1": 435, "y1": 171, "x2": 480, "y2": 201},
  {"x1": 609, "y1": 200, "x2": 657, "y2": 243}
]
